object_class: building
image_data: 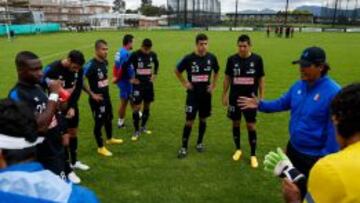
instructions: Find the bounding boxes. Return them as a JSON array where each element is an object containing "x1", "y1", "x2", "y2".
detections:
[{"x1": 0, "y1": 0, "x2": 112, "y2": 25}]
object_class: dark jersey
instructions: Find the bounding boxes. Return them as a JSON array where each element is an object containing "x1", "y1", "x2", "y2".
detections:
[
  {"x1": 8, "y1": 82, "x2": 63, "y2": 158},
  {"x1": 177, "y1": 52, "x2": 220, "y2": 91},
  {"x1": 225, "y1": 53, "x2": 264, "y2": 96},
  {"x1": 43, "y1": 60, "x2": 83, "y2": 108},
  {"x1": 84, "y1": 58, "x2": 110, "y2": 100},
  {"x1": 128, "y1": 50, "x2": 159, "y2": 83}
]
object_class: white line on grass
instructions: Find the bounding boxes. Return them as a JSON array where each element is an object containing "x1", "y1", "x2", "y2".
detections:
[{"x1": 40, "y1": 44, "x2": 93, "y2": 60}]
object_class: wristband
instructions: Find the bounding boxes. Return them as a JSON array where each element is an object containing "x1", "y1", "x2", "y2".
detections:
[{"x1": 49, "y1": 93, "x2": 59, "y2": 102}]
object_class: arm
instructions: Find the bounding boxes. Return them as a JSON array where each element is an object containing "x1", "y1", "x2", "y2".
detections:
[
  {"x1": 112, "y1": 51, "x2": 124, "y2": 83},
  {"x1": 222, "y1": 75, "x2": 231, "y2": 106},
  {"x1": 67, "y1": 70, "x2": 83, "y2": 109},
  {"x1": 258, "y1": 90, "x2": 291, "y2": 113},
  {"x1": 175, "y1": 69, "x2": 192, "y2": 90},
  {"x1": 152, "y1": 53, "x2": 159, "y2": 82},
  {"x1": 258, "y1": 76, "x2": 265, "y2": 100}
]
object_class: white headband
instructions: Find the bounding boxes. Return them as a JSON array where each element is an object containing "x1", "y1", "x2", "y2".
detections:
[{"x1": 0, "y1": 133, "x2": 44, "y2": 150}]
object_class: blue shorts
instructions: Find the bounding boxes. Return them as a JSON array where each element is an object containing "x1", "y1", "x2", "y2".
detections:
[{"x1": 117, "y1": 81, "x2": 132, "y2": 100}]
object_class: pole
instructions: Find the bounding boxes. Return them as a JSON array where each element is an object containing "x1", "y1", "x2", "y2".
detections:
[{"x1": 234, "y1": 0, "x2": 238, "y2": 27}]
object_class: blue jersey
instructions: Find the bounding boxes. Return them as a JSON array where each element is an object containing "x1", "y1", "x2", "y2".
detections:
[
  {"x1": 259, "y1": 76, "x2": 341, "y2": 157},
  {"x1": 113, "y1": 47, "x2": 134, "y2": 82},
  {"x1": 0, "y1": 162, "x2": 98, "y2": 203}
]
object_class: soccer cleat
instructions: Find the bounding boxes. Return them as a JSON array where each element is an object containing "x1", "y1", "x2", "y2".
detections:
[
  {"x1": 117, "y1": 119, "x2": 125, "y2": 128},
  {"x1": 251, "y1": 156, "x2": 259, "y2": 168},
  {"x1": 71, "y1": 161, "x2": 90, "y2": 171},
  {"x1": 232, "y1": 150, "x2": 242, "y2": 161},
  {"x1": 140, "y1": 127, "x2": 152, "y2": 135},
  {"x1": 68, "y1": 171, "x2": 81, "y2": 184},
  {"x1": 177, "y1": 147, "x2": 188, "y2": 159},
  {"x1": 195, "y1": 143, "x2": 205, "y2": 153},
  {"x1": 106, "y1": 138, "x2": 124, "y2": 145},
  {"x1": 97, "y1": 147, "x2": 113, "y2": 157},
  {"x1": 131, "y1": 132, "x2": 140, "y2": 142}
]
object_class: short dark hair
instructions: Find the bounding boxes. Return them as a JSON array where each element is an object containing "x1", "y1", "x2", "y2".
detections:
[
  {"x1": 15, "y1": 51, "x2": 39, "y2": 70},
  {"x1": 0, "y1": 99, "x2": 38, "y2": 165},
  {"x1": 142, "y1": 38, "x2": 152, "y2": 48},
  {"x1": 331, "y1": 83, "x2": 360, "y2": 139},
  {"x1": 123, "y1": 34, "x2": 134, "y2": 46},
  {"x1": 238, "y1": 34, "x2": 251, "y2": 45},
  {"x1": 95, "y1": 39, "x2": 107, "y2": 49},
  {"x1": 68, "y1": 50, "x2": 85, "y2": 66},
  {"x1": 196, "y1": 33, "x2": 208, "y2": 44}
]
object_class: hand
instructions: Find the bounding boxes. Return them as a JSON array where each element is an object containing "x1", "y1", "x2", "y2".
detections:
[
  {"x1": 184, "y1": 81, "x2": 193, "y2": 90},
  {"x1": 62, "y1": 133, "x2": 70, "y2": 146},
  {"x1": 237, "y1": 94, "x2": 259, "y2": 110},
  {"x1": 282, "y1": 179, "x2": 301, "y2": 203},
  {"x1": 66, "y1": 108, "x2": 75, "y2": 119},
  {"x1": 91, "y1": 93, "x2": 104, "y2": 102},
  {"x1": 130, "y1": 78, "x2": 140, "y2": 85},
  {"x1": 222, "y1": 95, "x2": 229, "y2": 107},
  {"x1": 48, "y1": 80, "x2": 62, "y2": 94},
  {"x1": 112, "y1": 77, "x2": 118, "y2": 84},
  {"x1": 264, "y1": 148, "x2": 305, "y2": 182},
  {"x1": 151, "y1": 74, "x2": 157, "y2": 82},
  {"x1": 207, "y1": 84, "x2": 215, "y2": 93}
]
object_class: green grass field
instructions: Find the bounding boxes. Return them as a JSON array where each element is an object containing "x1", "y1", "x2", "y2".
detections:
[{"x1": 0, "y1": 31, "x2": 359, "y2": 203}]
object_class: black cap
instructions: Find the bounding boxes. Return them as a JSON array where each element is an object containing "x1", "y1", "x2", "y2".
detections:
[{"x1": 292, "y1": 47, "x2": 326, "y2": 67}]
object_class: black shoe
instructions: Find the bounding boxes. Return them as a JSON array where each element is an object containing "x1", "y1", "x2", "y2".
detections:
[
  {"x1": 177, "y1": 147, "x2": 188, "y2": 159},
  {"x1": 196, "y1": 143, "x2": 205, "y2": 153}
]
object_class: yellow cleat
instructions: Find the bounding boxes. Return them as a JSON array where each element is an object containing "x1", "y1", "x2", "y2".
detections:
[
  {"x1": 232, "y1": 150, "x2": 242, "y2": 161},
  {"x1": 251, "y1": 156, "x2": 259, "y2": 168},
  {"x1": 140, "y1": 127, "x2": 152, "y2": 135},
  {"x1": 131, "y1": 136, "x2": 139, "y2": 142},
  {"x1": 97, "y1": 147, "x2": 112, "y2": 157},
  {"x1": 106, "y1": 138, "x2": 124, "y2": 145}
]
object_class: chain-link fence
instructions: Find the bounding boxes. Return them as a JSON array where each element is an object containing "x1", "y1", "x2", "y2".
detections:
[{"x1": 167, "y1": 0, "x2": 221, "y2": 27}]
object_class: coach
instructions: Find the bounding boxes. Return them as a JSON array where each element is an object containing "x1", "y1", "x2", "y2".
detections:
[{"x1": 238, "y1": 47, "x2": 341, "y2": 197}]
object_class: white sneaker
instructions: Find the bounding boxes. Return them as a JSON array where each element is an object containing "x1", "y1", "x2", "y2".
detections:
[
  {"x1": 71, "y1": 161, "x2": 90, "y2": 171},
  {"x1": 68, "y1": 171, "x2": 81, "y2": 184},
  {"x1": 118, "y1": 118, "x2": 125, "y2": 128}
]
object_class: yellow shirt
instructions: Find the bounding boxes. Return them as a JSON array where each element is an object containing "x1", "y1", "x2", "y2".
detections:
[{"x1": 306, "y1": 142, "x2": 360, "y2": 203}]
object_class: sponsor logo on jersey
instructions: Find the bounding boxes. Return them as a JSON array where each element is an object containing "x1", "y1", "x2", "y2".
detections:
[
  {"x1": 137, "y1": 69, "x2": 152, "y2": 75},
  {"x1": 98, "y1": 79, "x2": 109, "y2": 88},
  {"x1": 233, "y1": 77, "x2": 255, "y2": 85},
  {"x1": 192, "y1": 75, "x2": 209, "y2": 82}
]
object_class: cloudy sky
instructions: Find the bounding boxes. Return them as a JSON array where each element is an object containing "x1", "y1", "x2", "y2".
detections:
[{"x1": 110, "y1": 0, "x2": 329, "y2": 13}]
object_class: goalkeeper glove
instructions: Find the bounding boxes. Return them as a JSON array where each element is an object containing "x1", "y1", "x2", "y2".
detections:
[{"x1": 264, "y1": 148, "x2": 305, "y2": 182}]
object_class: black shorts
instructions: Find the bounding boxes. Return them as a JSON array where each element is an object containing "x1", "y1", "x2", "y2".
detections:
[
  {"x1": 185, "y1": 90, "x2": 212, "y2": 120},
  {"x1": 131, "y1": 83, "x2": 154, "y2": 105},
  {"x1": 227, "y1": 93, "x2": 257, "y2": 123},
  {"x1": 89, "y1": 99, "x2": 113, "y2": 122},
  {"x1": 66, "y1": 105, "x2": 79, "y2": 129}
]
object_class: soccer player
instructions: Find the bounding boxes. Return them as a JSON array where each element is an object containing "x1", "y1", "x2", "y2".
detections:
[
  {"x1": 265, "y1": 83, "x2": 360, "y2": 203},
  {"x1": 8, "y1": 51, "x2": 66, "y2": 177},
  {"x1": 239, "y1": 47, "x2": 341, "y2": 197},
  {"x1": 43, "y1": 50, "x2": 89, "y2": 184},
  {"x1": 175, "y1": 33, "x2": 220, "y2": 159},
  {"x1": 113, "y1": 34, "x2": 134, "y2": 128},
  {"x1": 222, "y1": 34, "x2": 265, "y2": 168},
  {"x1": 128, "y1": 38, "x2": 159, "y2": 141},
  {"x1": 84, "y1": 39, "x2": 124, "y2": 157},
  {"x1": 0, "y1": 99, "x2": 99, "y2": 202}
]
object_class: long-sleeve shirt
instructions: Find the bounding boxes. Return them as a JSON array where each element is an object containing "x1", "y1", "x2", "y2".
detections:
[{"x1": 259, "y1": 76, "x2": 341, "y2": 157}]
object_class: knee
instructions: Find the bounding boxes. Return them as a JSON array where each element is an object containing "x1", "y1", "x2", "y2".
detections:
[
  {"x1": 233, "y1": 121, "x2": 240, "y2": 128},
  {"x1": 246, "y1": 123, "x2": 256, "y2": 131},
  {"x1": 185, "y1": 120, "x2": 194, "y2": 127}
]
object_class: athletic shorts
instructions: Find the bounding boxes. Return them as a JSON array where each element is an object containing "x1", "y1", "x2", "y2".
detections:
[
  {"x1": 185, "y1": 90, "x2": 212, "y2": 120},
  {"x1": 117, "y1": 81, "x2": 132, "y2": 100},
  {"x1": 131, "y1": 83, "x2": 154, "y2": 105},
  {"x1": 227, "y1": 92, "x2": 257, "y2": 123},
  {"x1": 89, "y1": 99, "x2": 113, "y2": 122},
  {"x1": 66, "y1": 105, "x2": 79, "y2": 129}
]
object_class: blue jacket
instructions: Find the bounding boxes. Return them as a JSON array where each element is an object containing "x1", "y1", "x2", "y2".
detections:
[
  {"x1": 0, "y1": 162, "x2": 98, "y2": 203},
  {"x1": 259, "y1": 76, "x2": 341, "y2": 157}
]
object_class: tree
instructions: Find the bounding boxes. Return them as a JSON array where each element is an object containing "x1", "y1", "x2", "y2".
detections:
[
  {"x1": 113, "y1": 0, "x2": 126, "y2": 13},
  {"x1": 139, "y1": 5, "x2": 167, "y2": 16},
  {"x1": 141, "y1": 0, "x2": 153, "y2": 7}
]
